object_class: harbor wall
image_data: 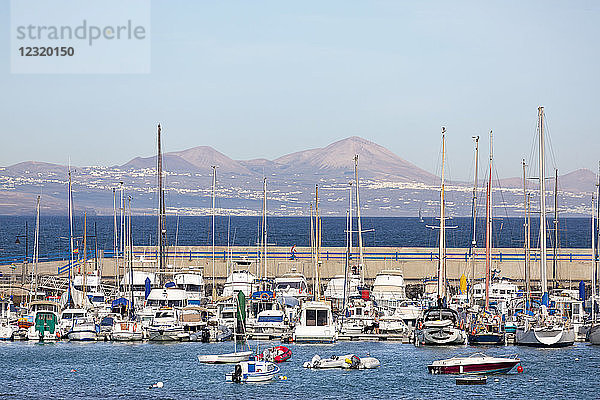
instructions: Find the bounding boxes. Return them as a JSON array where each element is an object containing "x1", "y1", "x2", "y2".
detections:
[{"x1": 0, "y1": 246, "x2": 593, "y2": 291}]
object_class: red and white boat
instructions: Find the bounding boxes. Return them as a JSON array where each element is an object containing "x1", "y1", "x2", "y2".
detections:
[
  {"x1": 256, "y1": 345, "x2": 292, "y2": 363},
  {"x1": 428, "y1": 353, "x2": 520, "y2": 375}
]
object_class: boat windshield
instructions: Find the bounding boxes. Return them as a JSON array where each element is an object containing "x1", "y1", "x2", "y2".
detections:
[{"x1": 306, "y1": 309, "x2": 329, "y2": 326}]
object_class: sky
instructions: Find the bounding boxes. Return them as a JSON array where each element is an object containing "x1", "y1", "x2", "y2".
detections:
[{"x1": 1, "y1": 0, "x2": 599, "y2": 181}]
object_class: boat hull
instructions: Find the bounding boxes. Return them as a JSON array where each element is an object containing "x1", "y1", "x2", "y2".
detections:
[
  {"x1": 197, "y1": 351, "x2": 253, "y2": 364},
  {"x1": 516, "y1": 326, "x2": 575, "y2": 347},
  {"x1": 428, "y1": 360, "x2": 518, "y2": 375},
  {"x1": 416, "y1": 326, "x2": 466, "y2": 346},
  {"x1": 68, "y1": 330, "x2": 97, "y2": 341},
  {"x1": 587, "y1": 324, "x2": 600, "y2": 345},
  {"x1": 468, "y1": 332, "x2": 505, "y2": 345}
]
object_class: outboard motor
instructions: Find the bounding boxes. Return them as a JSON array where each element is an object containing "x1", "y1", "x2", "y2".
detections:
[
  {"x1": 232, "y1": 364, "x2": 243, "y2": 383},
  {"x1": 201, "y1": 328, "x2": 210, "y2": 343}
]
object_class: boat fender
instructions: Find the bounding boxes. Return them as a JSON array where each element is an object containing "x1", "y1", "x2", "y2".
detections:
[
  {"x1": 517, "y1": 365, "x2": 523, "y2": 373},
  {"x1": 460, "y1": 320, "x2": 464, "y2": 330},
  {"x1": 417, "y1": 321, "x2": 423, "y2": 330}
]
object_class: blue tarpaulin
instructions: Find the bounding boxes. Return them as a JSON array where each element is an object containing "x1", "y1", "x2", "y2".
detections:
[
  {"x1": 145, "y1": 277, "x2": 151, "y2": 299},
  {"x1": 111, "y1": 297, "x2": 129, "y2": 307},
  {"x1": 165, "y1": 281, "x2": 176, "y2": 288},
  {"x1": 579, "y1": 281, "x2": 586, "y2": 301}
]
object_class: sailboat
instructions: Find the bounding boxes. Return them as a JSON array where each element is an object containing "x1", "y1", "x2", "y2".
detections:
[
  {"x1": 415, "y1": 127, "x2": 467, "y2": 346},
  {"x1": 468, "y1": 131, "x2": 505, "y2": 345},
  {"x1": 198, "y1": 292, "x2": 253, "y2": 363},
  {"x1": 515, "y1": 107, "x2": 575, "y2": 347}
]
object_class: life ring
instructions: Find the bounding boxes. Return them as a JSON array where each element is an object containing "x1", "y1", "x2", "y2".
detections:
[{"x1": 260, "y1": 293, "x2": 269, "y2": 300}]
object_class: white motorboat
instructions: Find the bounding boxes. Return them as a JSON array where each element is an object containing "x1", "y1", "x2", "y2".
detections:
[
  {"x1": 174, "y1": 267, "x2": 205, "y2": 305},
  {"x1": 198, "y1": 351, "x2": 253, "y2": 364},
  {"x1": 248, "y1": 309, "x2": 288, "y2": 337},
  {"x1": 303, "y1": 354, "x2": 380, "y2": 369},
  {"x1": 112, "y1": 320, "x2": 144, "y2": 341},
  {"x1": 147, "y1": 308, "x2": 189, "y2": 341},
  {"x1": 293, "y1": 301, "x2": 337, "y2": 343},
  {"x1": 323, "y1": 274, "x2": 361, "y2": 300},
  {"x1": 120, "y1": 269, "x2": 157, "y2": 306},
  {"x1": 415, "y1": 306, "x2": 467, "y2": 346},
  {"x1": 516, "y1": 320, "x2": 575, "y2": 347},
  {"x1": 222, "y1": 267, "x2": 258, "y2": 298},
  {"x1": 59, "y1": 308, "x2": 88, "y2": 334},
  {"x1": 67, "y1": 317, "x2": 98, "y2": 341},
  {"x1": 371, "y1": 269, "x2": 407, "y2": 310},
  {"x1": 273, "y1": 270, "x2": 310, "y2": 301},
  {"x1": 226, "y1": 360, "x2": 280, "y2": 382}
]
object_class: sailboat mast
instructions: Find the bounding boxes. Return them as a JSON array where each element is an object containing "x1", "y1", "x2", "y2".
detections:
[
  {"x1": 128, "y1": 196, "x2": 134, "y2": 316},
  {"x1": 592, "y1": 196, "x2": 596, "y2": 322},
  {"x1": 485, "y1": 131, "x2": 492, "y2": 310},
  {"x1": 469, "y1": 136, "x2": 479, "y2": 302},
  {"x1": 211, "y1": 165, "x2": 216, "y2": 300},
  {"x1": 538, "y1": 107, "x2": 548, "y2": 304},
  {"x1": 596, "y1": 161, "x2": 600, "y2": 310},
  {"x1": 553, "y1": 169, "x2": 559, "y2": 289},
  {"x1": 113, "y1": 188, "x2": 119, "y2": 292},
  {"x1": 523, "y1": 159, "x2": 531, "y2": 310},
  {"x1": 315, "y1": 184, "x2": 321, "y2": 299},
  {"x1": 157, "y1": 124, "x2": 166, "y2": 287},
  {"x1": 349, "y1": 182, "x2": 353, "y2": 260},
  {"x1": 68, "y1": 165, "x2": 74, "y2": 306},
  {"x1": 83, "y1": 212, "x2": 87, "y2": 304},
  {"x1": 310, "y1": 203, "x2": 315, "y2": 300},
  {"x1": 438, "y1": 127, "x2": 446, "y2": 301},
  {"x1": 262, "y1": 177, "x2": 267, "y2": 286},
  {"x1": 30, "y1": 196, "x2": 40, "y2": 303},
  {"x1": 354, "y1": 155, "x2": 364, "y2": 285},
  {"x1": 120, "y1": 182, "x2": 124, "y2": 288}
]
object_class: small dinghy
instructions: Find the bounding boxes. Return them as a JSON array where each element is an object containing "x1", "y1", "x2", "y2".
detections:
[
  {"x1": 226, "y1": 360, "x2": 280, "y2": 383},
  {"x1": 428, "y1": 353, "x2": 520, "y2": 375},
  {"x1": 198, "y1": 351, "x2": 253, "y2": 364},
  {"x1": 303, "y1": 354, "x2": 380, "y2": 369},
  {"x1": 456, "y1": 375, "x2": 487, "y2": 385},
  {"x1": 256, "y1": 346, "x2": 292, "y2": 363}
]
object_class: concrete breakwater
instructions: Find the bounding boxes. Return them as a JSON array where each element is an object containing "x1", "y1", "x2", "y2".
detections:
[{"x1": 0, "y1": 246, "x2": 593, "y2": 292}]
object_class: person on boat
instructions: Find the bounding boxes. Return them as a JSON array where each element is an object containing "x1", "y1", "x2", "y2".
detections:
[{"x1": 373, "y1": 311, "x2": 380, "y2": 334}]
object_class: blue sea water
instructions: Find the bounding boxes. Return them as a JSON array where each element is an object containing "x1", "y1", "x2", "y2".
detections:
[
  {"x1": 0, "y1": 340, "x2": 598, "y2": 400},
  {"x1": 0, "y1": 216, "x2": 592, "y2": 263}
]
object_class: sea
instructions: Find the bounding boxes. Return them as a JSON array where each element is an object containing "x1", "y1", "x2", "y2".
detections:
[
  {"x1": 1, "y1": 340, "x2": 597, "y2": 399},
  {"x1": 0, "y1": 216, "x2": 593, "y2": 263}
]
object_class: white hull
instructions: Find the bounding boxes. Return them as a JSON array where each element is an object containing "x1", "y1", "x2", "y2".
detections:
[
  {"x1": 198, "y1": 351, "x2": 253, "y2": 364},
  {"x1": 516, "y1": 326, "x2": 575, "y2": 347},
  {"x1": 416, "y1": 326, "x2": 466, "y2": 345},
  {"x1": 112, "y1": 331, "x2": 144, "y2": 341},
  {"x1": 68, "y1": 330, "x2": 97, "y2": 341}
]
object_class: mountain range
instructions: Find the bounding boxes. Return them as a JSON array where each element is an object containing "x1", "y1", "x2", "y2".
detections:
[{"x1": 0, "y1": 136, "x2": 597, "y2": 216}]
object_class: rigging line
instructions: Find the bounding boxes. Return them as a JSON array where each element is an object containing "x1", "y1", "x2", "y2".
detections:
[{"x1": 542, "y1": 111, "x2": 560, "y2": 171}]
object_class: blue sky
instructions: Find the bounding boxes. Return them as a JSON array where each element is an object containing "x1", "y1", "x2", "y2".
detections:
[{"x1": 1, "y1": 1, "x2": 598, "y2": 180}]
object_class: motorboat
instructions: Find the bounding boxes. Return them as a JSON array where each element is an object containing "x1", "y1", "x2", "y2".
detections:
[
  {"x1": 415, "y1": 306, "x2": 467, "y2": 346},
  {"x1": 26, "y1": 301, "x2": 61, "y2": 341},
  {"x1": 256, "y1": 345, "x2": 292, "y2": 363},
  {"x1": 146, "y1": 287, "x2": 188, "y2": 309},
  {"x1": 59, "y1": 308, "x2": 88, "y2": 334},
  {"x1": 273, "y1": 270, "x2": 310, "y2": 301},
  {"x1": 428, "y1": 353, "x2": 520, "y2": 375},
  {"x1": 198, "y1": 350, "x2": 253, "y2": 364},
  {"x1": 293, "y1": 301, "x2": 337, "y2": 343},
  {"x1": 0, "y1": 298, "x2": 15, "y2": 340},
  {"x1": 67, "y1": 317, "x2": 98, "y2": 341},
  {"x1": 340, "y1": 298, "x2": 376, "y2": 334},
  {"x1": 226, "y1": 360, "x2": 280, "y2": 383},
  {"x1": 303, "y1": 354, "x2": 380, "y2": 369},
  {"x1": 174, "y1": 267, "x2": 205, "y2": 305},
  {"x1": 248, "y1": 309, "x2": 288, "y2": 337},
  {"x1": 371, "y1": 269, "x2": 408, "y2": 310},
  {"x1": 323, "y1": 274, "x2": 361, "y2": 300},
  {"x1": 120, "y1": 269, "x2": 157, "y2": 306},
  {"x1": 222, "y1": 265, "x2": 258, "y2": 298},
  {"x1": 73, "y1": 270, "x2": 106, "y2": 310},
  {"x1": 112, "y1": 319, "x2": 144, "y2": 341},
  {"x1": 147, "y1": 308, "x2": 189, "y2": 341}
]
